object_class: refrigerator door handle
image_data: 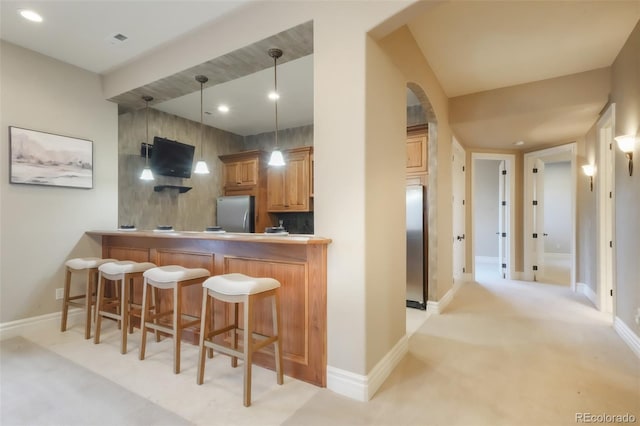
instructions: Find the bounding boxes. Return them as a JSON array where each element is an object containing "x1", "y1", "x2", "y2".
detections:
[{"x1": 243, "y1": 210, "x2": 249, "y2": 231}]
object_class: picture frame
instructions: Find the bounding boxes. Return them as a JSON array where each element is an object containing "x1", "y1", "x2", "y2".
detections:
[{"x1": 9, "y1": 126, "x2": 93, "y2": 189}]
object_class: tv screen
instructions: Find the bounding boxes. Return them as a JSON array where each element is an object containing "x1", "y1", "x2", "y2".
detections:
[{"x1": 150, "y1": 136, "x2": 195, "y2": 178}]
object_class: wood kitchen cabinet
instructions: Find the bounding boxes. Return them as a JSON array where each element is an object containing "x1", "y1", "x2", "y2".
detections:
[
  {"x1": 220, "y1": 152, "x2": 259, "y2": 189},
  {"x1": 406, "y1": 125, "x2": 428, "y2": 175},
  {"x1": 267, "y1": 146, "x2": 313, "y2": 212},
  {"x1": 219, "y1": 150, "x2": 273, "y2": 232}
]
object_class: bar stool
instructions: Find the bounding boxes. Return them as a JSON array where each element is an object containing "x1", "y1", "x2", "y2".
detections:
[
  {"x1": 94, "y1": 261, "x2": 157, "y2": 354},
  {"x1": 139, "y1": 265, "x2": 211, "y2": 374},
  {"x1": 196, "y1": 273, "x2": 283, "y2": 407},
  {"x1": 61, "y1": 257, "x2": 118, "y2": 339}
]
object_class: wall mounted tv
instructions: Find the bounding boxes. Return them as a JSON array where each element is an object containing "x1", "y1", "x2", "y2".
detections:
[{"x1": 149, "y1": 136, "x2": 195, "y2": 178}]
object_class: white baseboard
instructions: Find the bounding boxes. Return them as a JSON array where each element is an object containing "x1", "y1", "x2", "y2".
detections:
[
  {"x1": 614, "y1": 317, "x2": 640, "y2": 359},
  {"x1": 0, "y1": 308, "x2": 81, "y2": 341},
  {"x1": 576, "y1": 282, "x2": 598, "y2": 308},
  {"x1": 426, "y1": 280, "x2": 462, "y2": 315},
  {"x1": 327, "y1": 334, "x2": 408, "y2": 401}
]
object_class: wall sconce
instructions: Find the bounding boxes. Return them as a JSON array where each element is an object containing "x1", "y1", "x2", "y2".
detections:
[
  {"x1": 614, "y1": 134, "x2": 637, "y2": 176},
  {"x1": 582, "y1": 164, "x2": 595, "y2": 191}
]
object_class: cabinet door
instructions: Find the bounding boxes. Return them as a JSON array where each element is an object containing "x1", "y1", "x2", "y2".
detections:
[
  {"x1": 267, "y1": 166, "x2": 286, "y2": 211},
  {"x1": 266, "y1": 148, "x2": 311, "y2": 212},
  {"x1": 406, "y1": 133, "x2": 427, "y2": 174},
  {"x1": 224, "y1": 158, "x2": 257, "y2": 188}
]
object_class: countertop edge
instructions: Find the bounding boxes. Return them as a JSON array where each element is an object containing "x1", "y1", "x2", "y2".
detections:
[{"x1": 87, "y1": 230, "x2": 332, "y2": 245}]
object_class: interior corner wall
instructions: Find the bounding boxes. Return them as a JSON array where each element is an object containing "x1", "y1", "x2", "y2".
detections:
[
  {"x1": 0, "y1": 41, "x2": 118, "y2": 323},
  {"x1": 576, "y1": 130, "x2": 597, "y2": 291},
  {"x1": 364, "y1": 36, "x2": 407, "y2": 372},
  {"x1": 378, "y1": 25, "x2": 454, "y2": 302},
  {"x1": 610, "y1": 20, "x2": 640, "y2": 335}
]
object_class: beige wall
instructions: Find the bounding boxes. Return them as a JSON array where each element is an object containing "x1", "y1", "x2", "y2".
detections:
[
  {"x1": 0, "y1": 42, "x2": 118, "y2": 322},
  {"x1": 610, "y1": 20, "x2": 640, "y2": 335},
  {"x1": 379, "y1": 26, "x2": 454, "y2": 301},
  {"x1": 364, "y1": 36, "x2": 407, "y2": 371}
]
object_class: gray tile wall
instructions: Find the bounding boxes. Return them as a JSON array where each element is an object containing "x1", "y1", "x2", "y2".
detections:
[{"x1": 118, "y1": 108, "x2": 243, "y2": 231}]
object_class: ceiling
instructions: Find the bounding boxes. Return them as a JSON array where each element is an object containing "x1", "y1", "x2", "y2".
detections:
[{"x1": 2, "y1": 1, "x2": 639, "y2": 147}]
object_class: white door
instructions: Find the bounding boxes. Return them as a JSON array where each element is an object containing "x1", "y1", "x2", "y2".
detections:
[
  {"x1": 452, "y1": 139, "x2": 466, "y2": 282},
  {"x1": 598, "y1": 106, "x2": 615, "y2": 314},
  {"x1": 497, "y1": 160, "x2": 507, "y2": 277},
  {"x1": 533, "y1": 158, "x2": 546, "y2": 281}
]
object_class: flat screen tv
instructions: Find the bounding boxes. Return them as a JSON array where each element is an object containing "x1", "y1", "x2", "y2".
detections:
[{"x1": 150, "y1": 136, "x2": 195, "y2": 178}]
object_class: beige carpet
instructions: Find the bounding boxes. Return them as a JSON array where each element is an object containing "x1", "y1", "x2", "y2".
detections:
[
  {"x1": 1, "y1": 273, "x2": 638, "y2": 426},
  {"x1": 284, "y1": 277, "x2": 639, "y2": 426}
]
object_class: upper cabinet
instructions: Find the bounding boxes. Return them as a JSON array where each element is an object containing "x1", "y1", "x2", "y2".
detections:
[
  {"x1": 220, "y1": 152, "x2": 260, "y2": 189},
  {"x1": 406, "y1": 125, "x2": 428, "y2": 176},
  {"x1": 267, "y1": 146, "x2": 313, "y2": 212}
]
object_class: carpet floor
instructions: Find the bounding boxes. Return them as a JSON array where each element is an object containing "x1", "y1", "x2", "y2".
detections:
[{"x1": 1, "y1": 272, "x2": 638, "y2": 426}]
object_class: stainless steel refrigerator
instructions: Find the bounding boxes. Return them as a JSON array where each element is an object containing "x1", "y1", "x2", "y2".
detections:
[
  {"x1": 216, "y1": 195, "x2": 255, "y2": 232},
  {"x1": 406, "y1": 185, "x2": 426, "y2": 309}
]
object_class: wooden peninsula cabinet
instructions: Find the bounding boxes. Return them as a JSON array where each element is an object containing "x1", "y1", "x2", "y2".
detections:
[
  {"x1": 267, "y1": 146, "x2": 313, "y2": 212},
  {"x1": 87, "y1": 230, "x2": 331, "y2": 387}
]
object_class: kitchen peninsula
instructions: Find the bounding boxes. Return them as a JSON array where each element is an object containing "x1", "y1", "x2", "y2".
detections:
[{"x1": 87, "y1": 230, "x2": 331, "y2": 387}]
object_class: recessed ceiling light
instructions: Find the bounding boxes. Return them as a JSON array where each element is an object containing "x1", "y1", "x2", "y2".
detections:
[
  {"x1": 514, "y1": 141, "x2": 525, "y2": 146},
  {"x1": 18, "y1": 9, "x2": 43, "y2": 23},
  {"x1": 268, "y1": 91, "x2": 279, "y2": 100},
  {"x1": 217, "y1": 105, "x2": 229, "y2": 113}
]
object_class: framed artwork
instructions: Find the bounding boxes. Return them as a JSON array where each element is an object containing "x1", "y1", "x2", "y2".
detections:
[{"x1": 9, "y1": 126, "x2": 93, "y2": 189}]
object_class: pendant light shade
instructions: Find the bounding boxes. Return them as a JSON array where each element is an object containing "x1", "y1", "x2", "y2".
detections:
[
  {"x1": 268, "y1": 48, "x2": 285, "y2": 167},
  {"x1": 194, "y1": 75, "x2": 210, "y2": 174},
  {"x1": 139, "y1": 95, "x2": 154, "y2": 181}
]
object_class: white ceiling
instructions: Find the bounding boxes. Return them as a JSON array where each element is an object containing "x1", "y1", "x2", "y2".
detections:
[
  {"x1": 408, "y1": 1, "x2": 640, "y2": 97},
  {"x1": 1, "y1": 1, "x2": 639, "y2": 146}
]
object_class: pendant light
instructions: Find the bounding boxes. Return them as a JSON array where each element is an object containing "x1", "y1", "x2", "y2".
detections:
[
  {"x1": 139, "y1": 95, "x2": 154, "y2": 181},
  {"x1": 193, "y1": 75, "x2": 210, "y2": 174},
  {"x1": 268, "y1": 48, "x2": 285, "y2": 166}
]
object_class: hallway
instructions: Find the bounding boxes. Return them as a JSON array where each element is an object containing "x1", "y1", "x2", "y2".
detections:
[{"x1": 2, "y1": 274, "x2": 638, "y2": 425}]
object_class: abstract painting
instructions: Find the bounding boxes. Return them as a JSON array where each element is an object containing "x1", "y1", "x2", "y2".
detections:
[{"x1": 9, "y1": 126, "x2": 93, "y2": 189}]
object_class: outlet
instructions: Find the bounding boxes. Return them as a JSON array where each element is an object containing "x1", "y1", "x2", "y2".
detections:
[
  {"x1": 635, "y1": 308, "x2": 640, "y2": 326},
  {"x1": 55, "y1": 288, "x2": 64, "y2": 300}
]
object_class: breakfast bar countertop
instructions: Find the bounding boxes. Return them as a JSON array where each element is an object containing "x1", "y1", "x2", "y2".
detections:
[
  {"x1": 87, "y1": 230, "x2": 331, "y2": 245},
  {"x1": 87, "y1": 228, "x2": 330, "y2": 387}
]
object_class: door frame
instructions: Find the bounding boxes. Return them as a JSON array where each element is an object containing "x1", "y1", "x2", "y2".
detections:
[
  {"x1": 523, "y1": 143, "x2": 577, "y2": 289},
  {"x1": 596, "y1": 103, "x2": 616, "y2": 316},
  {"x1": 452, "y1": 137, "x2": 466, "y2": 283},
  {"x1": 470, "y1": 153, "x2": 516, "y2": 280}
]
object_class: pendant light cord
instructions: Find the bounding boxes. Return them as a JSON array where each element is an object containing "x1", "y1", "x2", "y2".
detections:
[
  {"x1": 274, "y1": 54, "x2": 279, "y2": 149},
  {"x1": 142, "y1": 95, "x2": 153, "y2": 166},
  {"x1": 200, "y1": 79, "x2": 204, "y2": 159}
]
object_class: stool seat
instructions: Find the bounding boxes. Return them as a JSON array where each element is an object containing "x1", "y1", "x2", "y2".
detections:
[
  {"x1": 100, "y1": 261, "x2": 157, "y2": 276},
  {"x1": 197, "y1": 273, "x2": 283, "y2": 406},
  {"x1": 95, "y1": 261, "x2": 157, "y2": 354},
  {"x1": 144, "y1": 266, "x2": 210, "y2": 288},
  {"x1": 61, "y1": 257, "x2": 118, "y2": 339},
  {"x1": 139, "y1": 265, "x2": 211, "y2": 373},
  {"x1": 66, "y1": 257, "x2": 117, "y2": 270},
  {"x1": 204, "y1": 273, "x2": 280, "y2": 295}
]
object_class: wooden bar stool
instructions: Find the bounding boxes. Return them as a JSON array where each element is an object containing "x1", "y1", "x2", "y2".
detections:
[
  {"x1": 139, "y1": 265, "x2": 210, "y2": 374},
  {"x1": 196, "y1": 273, "x2": 283, "y2": 407},
  {"x1": 94, "y1": 261, "x2": 157, "y2": 354},
  {"x1": 60, "y1": 257, "x2": 117, "y2": 339}
]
